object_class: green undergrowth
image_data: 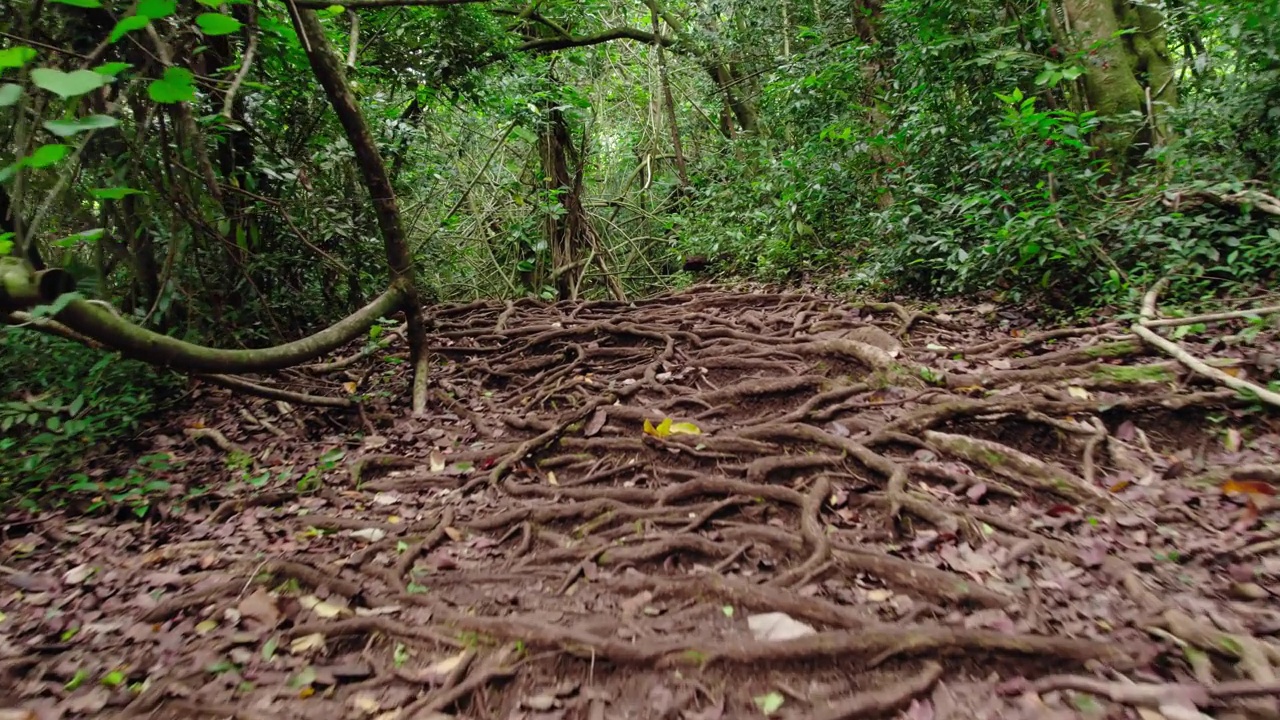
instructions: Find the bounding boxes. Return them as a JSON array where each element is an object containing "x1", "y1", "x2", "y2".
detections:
[{"x1": 0, "y1": 326, "x2": 183, "y2": 511}]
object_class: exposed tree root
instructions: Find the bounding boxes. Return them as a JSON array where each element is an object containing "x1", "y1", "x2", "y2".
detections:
[
  {"x1": 812, "y1": 661, "x2": 943, "y2": 720},
  {"x1": 13, "y1": 287, "x2": 1280, "y2": 719}
]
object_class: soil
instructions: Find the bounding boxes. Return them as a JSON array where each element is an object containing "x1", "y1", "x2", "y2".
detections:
[{"x1": 3, "y1": 286, "x2": 1280, "y2": 720}]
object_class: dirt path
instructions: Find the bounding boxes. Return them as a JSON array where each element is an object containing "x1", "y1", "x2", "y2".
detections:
[{"x1": 3, "y1": 287, "x2": 1280, "y2": 720}]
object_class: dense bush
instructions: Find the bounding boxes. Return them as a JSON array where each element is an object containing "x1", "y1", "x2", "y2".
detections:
[{"x1": 0, "y1": 328, "x2": 181, "y2": 509}]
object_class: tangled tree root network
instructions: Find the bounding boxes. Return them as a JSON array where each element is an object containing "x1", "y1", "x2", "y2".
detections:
[{"x1": 3, "y1": 286, "x2": 1280, "y2": 720}]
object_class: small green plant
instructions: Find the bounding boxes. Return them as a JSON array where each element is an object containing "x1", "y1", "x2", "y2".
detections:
[{"x1": 0, "y1": 329, "x2": 181, "y2": 510}]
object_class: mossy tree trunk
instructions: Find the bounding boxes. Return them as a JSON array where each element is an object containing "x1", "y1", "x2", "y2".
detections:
[{"x1": 1059, "y1": 0, "x2": 1178, "y2": 161}]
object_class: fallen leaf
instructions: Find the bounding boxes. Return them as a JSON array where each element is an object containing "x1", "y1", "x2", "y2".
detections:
[
  {"x1": 865, "y1": 589, "x2": 893, "y2": 602},
  {"x1": 290, "y1": 633, "x2": 325, "y2": 654},
  {"x1": 426, "y1": 649, "x2": 471, "y2": 677},
  {"x1": 643, "y1": 417, "x2": 672, "y2": 438},
  {"x1": 1224, "y1": 429, "x2": 1243, "y2": 453},
  {"x1": 584, "y1": 408, "x2": 607, "y2": 437},
  {"x1": 747, "y1": 612, "x2": 815, "y2": 641},
  {"x1": 351, "y1": 528, "x2": 386, "y2": 543},
  {"x1": 547, "y1": 471, "x2": 559, "y2": 486},
  {"x1": 237, "y1": 588, "x2": 280, "y2": 629},
  {"x1": 349, "y1": 694, "x2": 382, "y2": 715},
  {"x1": 524, "y1": 694, "x2": 558, "y2": 711},
  {"x1": 753, "y1": 691, "x2": 785, "y2": 716},
  {"x1": 62, "y1": 564, "x2": 96, "y2": 585},
  {"x1": 1116, "y1": 420, "x2": 1137, "y2": 441},
  {"x1": 429, "y1": 450, "x2": 445, "y2": 472},
  {"x1": 343, "y1": 381, "x2": 358, "y2": 394},
  {"x1": 1066, "y1": 386, "x2": 1092, "y2": 400},
  {"x1": 1223, "y1": 480, "x2": 1276, "y2": 497},
  {"x1": 371, "y1": 492, "x2": 400, "y2": 506},
  {"x1": 443, "y1": 526, "x2": 465, "y2": 542},
  {"x1": 300, "y1": 595, "x2": 348, "y2": 619},
  {"x1": 668, "y1": 421, "x2": 701, "y2": 436}
]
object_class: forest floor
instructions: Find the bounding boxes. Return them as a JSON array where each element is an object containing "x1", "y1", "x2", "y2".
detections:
[{"x1": 3, "y1": 285, "x2": 1280, "y2": 720}]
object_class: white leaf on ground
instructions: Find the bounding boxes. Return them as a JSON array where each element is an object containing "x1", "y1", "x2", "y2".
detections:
[{"x1": 747, "y1": 612, "x2": 815, "y2": 641}]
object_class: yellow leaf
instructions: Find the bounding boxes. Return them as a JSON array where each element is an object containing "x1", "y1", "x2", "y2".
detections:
[
  {"x1": 668, "y1": 422, "x2": 701, "y2": 436},
  {"x1": 443, "y1": 526, "x2": 464, "y2": 542},
  {"x1": 642, "y1": 418, "x2": 657, "y2": 437},
  {"x1": 1222, "y1": 367, "x2": 1241, "y2": 378},
  {"x1": 547, "y1": 471, "x2": 558, "y2": 486},
  {"x1": 387, "y1": 515, "x2": 401, "y2": 524},
  {"x1": 1067, "y1": 386, "x2": 1091, "y2": 400},
  {"x1": 343, "y1": 381, "x2": 357, "y2": 394},
  {"x1": 290, "y1": 632, "x2": 326, "y2": 655},
  {"x1": 299, "y1": 686, "x2": 315, "y2": 699},
  {"x1": 426, "y1": 649, "x2": 471, "y2": 676},
  {"x1": 300, "y1": 595, "x2": 347, "y2": 619}
]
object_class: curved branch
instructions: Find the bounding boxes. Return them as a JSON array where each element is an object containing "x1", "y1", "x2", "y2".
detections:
[
  {"x1": 516, "y1": 27, "x2": 675, "y2": 53},
  {"x1": 52, "y1": 285, "x2": 406, "y2": 374}
]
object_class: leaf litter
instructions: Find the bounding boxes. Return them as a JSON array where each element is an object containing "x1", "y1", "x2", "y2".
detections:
[{"x1": 1, "y1": 287, "x2": 1279, "y2": 719}]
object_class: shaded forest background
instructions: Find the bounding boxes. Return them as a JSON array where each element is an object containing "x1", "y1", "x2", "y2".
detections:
[{"x1": 2, "y1": 0, "x2": 1279, "y2": 506}]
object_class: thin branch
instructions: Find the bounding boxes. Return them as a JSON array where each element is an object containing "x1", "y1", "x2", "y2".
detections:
[
  {"x1": 222, "y1": 7, "x2": 260, "y2": 118},
  {"x1": 195, "y1": 373, "x2": 354, "y2": 408},
  {"x1": 517, "y1": 27, "x2": 675, "y2": 53}
]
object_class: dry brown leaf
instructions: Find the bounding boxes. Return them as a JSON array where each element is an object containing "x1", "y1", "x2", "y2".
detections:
[{"x1": 237, "y1": 588, "x2": 280, "y2": 629}]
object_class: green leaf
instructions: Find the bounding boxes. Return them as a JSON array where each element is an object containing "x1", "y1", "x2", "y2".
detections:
[
  {"x1": 51, "y1": 0, "x2": 103, "y2": 6},
  {"x1": 196, "y1": 13, "x2": 243, "y2": 35},
  {"x1": 109, "y1": 15, "x2": 151, "y2": 43},
  {"x1": 0, "y1": 46, "x2": 38, "y2": 69},
  {"x1": 1034, "y1": 68, "x2": 1057, "y2": 86},
  {"x1": 1062, "y1": 66, "x2": 1085, "y2": 80},
  {"x1": 29, "y1": 68, "x2": 110, "y2": 99},
  {"x1": 753, "y1": 691, "x2": 785, "y2": 716},
  {"x1": 90, "y1": 186, "x2": 143, "y2": 200},
  {"x1": 0, "y1": 84, "x2": 21, "y2": 108},
  {"x1": 53, "y1": 228, "x2": 104, "y2": 248},
  {"x1": 26, "y1": 144, "x2": 70, "y2": 169},
  {"x1": 137, "y1": 0, "x2": 176, "y2": 19},
  {"x1": 43, "y1": 114, "x2": 119, "y2": 138},
  {"x1": 147, "y1": 67, "x2": 195, "y2": 104},
  {"x1": 94, "y1": 62, "x2": 132, "y2": 77}
]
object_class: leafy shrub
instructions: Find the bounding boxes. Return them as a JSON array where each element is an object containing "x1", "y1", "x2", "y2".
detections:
[{"x1": 0, "y1": 327, "x2": 181, "y2": 510}]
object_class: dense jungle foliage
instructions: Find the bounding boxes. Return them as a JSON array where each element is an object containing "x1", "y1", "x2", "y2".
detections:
[{"x1": 2, "y1": 0, "x2": 1278, "y2": 502}]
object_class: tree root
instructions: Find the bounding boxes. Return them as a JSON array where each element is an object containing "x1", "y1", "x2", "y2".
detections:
[
  {"x1": 812, "y1": 661, "x2": 943, "y2": 720},
  {"x1": 922, "y1": 430, "x2": 1112, "y2": 506},
  {"x1": 676, "y1": 624, "x2": 1147, "y2": 670}
]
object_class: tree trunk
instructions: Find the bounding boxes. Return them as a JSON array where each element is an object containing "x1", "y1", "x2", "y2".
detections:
[
  {"x1": 538, "y1": 107, "x2": 586, "y2": 300},
  {"x1": 291, "y1": 8, "x2": 432, "y2": 414},
  {"x1": 1060, "y1": 0, "x2": 1178, "y2": 158}
]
